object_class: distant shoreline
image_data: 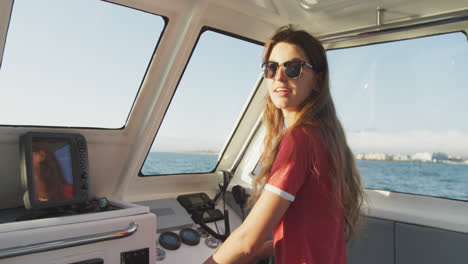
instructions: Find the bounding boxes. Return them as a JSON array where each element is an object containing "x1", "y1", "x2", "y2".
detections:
[{"x1": 357, "y1": 158, "x2": 468, "y2": 165}]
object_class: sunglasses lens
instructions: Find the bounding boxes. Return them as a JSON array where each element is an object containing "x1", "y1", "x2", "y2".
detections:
[
  {"x1": 262, "y1": 61, "x2": 305, "y2": 79},
  {"x1": 263, "y1": 62, "x2": 278, "y2": 79},
  {"x1": 284, "y1": 61, "x2": 302, "y2": 78}
]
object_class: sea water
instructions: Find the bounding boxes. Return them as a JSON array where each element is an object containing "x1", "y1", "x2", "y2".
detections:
[
  {"x1": 142, "y1": 152, "x2": 219, "y2": 175},
  {"x1": 357, "y1": 160, "x2": 468, "y2": 201},
  {"x1": 142, "y1": 152, "x2": 468, "y2": 201}
]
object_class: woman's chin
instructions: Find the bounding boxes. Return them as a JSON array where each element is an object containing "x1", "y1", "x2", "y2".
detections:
[
  {"x1": 272, "y1": 99, "x2": 290, "y2": 109},
  {"x1": 273, "y1": 101, "x2": 299, "y2": 113}
]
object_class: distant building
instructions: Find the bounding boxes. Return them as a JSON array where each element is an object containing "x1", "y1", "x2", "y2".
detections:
[
  {"x1": 393, "y1": 154, "x2": 411, "y2": 161},
  {"x1": 432, "y1": 152, "x2": 449, "y2": 161},
  {"x1": 412, "y1": 152, "x2": 433, "y2": 162},
  {"x1": 356, "y1": 152, "x2": 392, "y2": 161},
  {"x1": 412, "y1": 152, "x2": 449, "y2": 162},
  {"x1": 448, "y1": 155, "x2": 463, "y2": 162},
  {"x1": 355, "y1": 151, "x2": 466, "y2": 164},
  {"x1": 411, "y1": 152, "x2": 432, "y2": 162}
]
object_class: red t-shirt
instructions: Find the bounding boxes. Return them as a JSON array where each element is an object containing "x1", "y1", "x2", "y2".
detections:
[{"x1": 265, "y1": 126, "x2": 346, "y2": 264}]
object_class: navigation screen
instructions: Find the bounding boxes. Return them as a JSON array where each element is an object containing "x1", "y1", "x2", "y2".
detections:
[
  {"x1": 188, "y1": 196, "x2": 204, "y2": 205},
  {"x1": 32, "y1": 138, "x2": 74, "y2": 201}
]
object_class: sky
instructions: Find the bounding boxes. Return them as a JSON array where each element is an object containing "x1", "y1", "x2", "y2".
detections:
[
  {"x1": 1, "y1": 0, "x2": 468, "y2": 157},
  {"x1": 328, "y1": 33, "x2": 468, "y2": 157},
  {"x1": 151, "y1": 31, "x2": 263, "y2": 153},
  {"x1": 0, "y1": 0, "x2": 164, "y2": 127}
]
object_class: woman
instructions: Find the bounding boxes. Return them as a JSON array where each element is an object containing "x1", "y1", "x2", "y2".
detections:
[{"x1": 204, "y1": 26, "x2": 365, "y2": 264}]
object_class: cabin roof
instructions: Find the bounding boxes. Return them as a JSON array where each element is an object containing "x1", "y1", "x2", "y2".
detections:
[{"x1": 1, "y1": 1, "x2": 467, "y2": 62}]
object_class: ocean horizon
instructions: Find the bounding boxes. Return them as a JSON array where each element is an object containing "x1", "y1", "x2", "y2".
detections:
[{"x1": 142, "y1": 152, "x2": 468, "y2": 201}]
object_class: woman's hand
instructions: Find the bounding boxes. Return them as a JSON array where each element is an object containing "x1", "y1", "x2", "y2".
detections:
[{"x1": 203, "y1": 241, "x2": 273, "y2": 264}]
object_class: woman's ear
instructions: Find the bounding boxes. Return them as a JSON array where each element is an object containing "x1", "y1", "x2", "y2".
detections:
[{"x1": 314, "y1": 72, "x2": 324, "y2": 90}]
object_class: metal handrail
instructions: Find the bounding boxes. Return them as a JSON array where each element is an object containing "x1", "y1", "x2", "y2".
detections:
[
  {"x1": 320, "y1": 10, "x2": 468, "y2": 43},
  {"x1": 0, "y1": 221, "x2": 138, "y2": 260}
]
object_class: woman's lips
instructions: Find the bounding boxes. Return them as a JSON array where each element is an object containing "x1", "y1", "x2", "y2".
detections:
[{"x1": 274, "y1": 87, "x2": 290, "y2": 96}]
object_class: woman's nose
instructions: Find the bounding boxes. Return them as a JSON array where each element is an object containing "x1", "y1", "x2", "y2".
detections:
[{"x1": 273, "y1": 65, "x2": 287, "y2": 81}]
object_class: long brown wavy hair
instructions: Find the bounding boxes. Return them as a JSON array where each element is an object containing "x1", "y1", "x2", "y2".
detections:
[
  {"x1": 33, "y1": 141, "x2": 67, "y2": 200},
  {"x1": 251, "y1": 25, "x2": 366, "y2": 241}
]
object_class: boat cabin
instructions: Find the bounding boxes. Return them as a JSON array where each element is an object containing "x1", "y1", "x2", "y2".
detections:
[{"x1": 0, "y1": 0, "x2": 467, "y2": 263}]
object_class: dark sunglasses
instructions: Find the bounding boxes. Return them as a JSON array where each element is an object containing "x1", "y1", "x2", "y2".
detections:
[{"x1": 261, "y1": 60, "x2": 313, "y2": 79}]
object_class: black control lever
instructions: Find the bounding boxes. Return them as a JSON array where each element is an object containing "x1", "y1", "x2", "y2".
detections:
[
  {"x1": 213, "y1": 170, "x2": 232, "y2": 205},
  {"x1": 232, "y1": 185, "x2": 247, "y2": 221},
  {"x1": 192, "y1": 209, "x2": 231, "y2": 242},
  {"x1": 232, "y1": 185, "x2": 247, "y2": 209}
]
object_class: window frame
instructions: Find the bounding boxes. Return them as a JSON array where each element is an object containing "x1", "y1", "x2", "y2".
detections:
[
  {"x1": 0, "y1": 1, "x2": 169, "y2": 130},
  {"x1": 139, "y1": 26, "x2": 263, "y2": 177}
]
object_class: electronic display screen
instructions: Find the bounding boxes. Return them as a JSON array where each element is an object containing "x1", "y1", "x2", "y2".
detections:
[
  {"x1": 20, "y1": 131, "x2": 89, "y2": 210},
  {"x1": 32, "y1": 137, "x2": 74, "y2": 201},
  {"x1": 188, "y1": 196, "x2": 204, "y2": 205}
]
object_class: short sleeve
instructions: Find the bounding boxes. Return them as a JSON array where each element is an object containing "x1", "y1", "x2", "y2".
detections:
[{"x1": 265, "y1": 127, "x2": 311, "y2": 202}]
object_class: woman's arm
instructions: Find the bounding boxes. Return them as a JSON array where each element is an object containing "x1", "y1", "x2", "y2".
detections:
[
  {"x1": 205, "y1": 241, "x2": 274, "y2": 264},
  {"x1": 256, "y1": 240, "x2": 274, "y2": 260},
  {"x1": 248, "y1": 240, "x2": 275, "y2": 264},
  {"x1": 204, "y1": 190, "x2": 290, "y2": 264}
]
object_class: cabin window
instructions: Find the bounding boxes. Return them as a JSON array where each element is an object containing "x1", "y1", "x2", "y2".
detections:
[
  {"x1": 327, "y1": 32, "x2": 468, "y2": 201},
  {"x1": 0, "y1": 0, "x2": 165, "y2": 128},
  {"x1": 141, "y1": 30, "x2": 263, "y2": 175}
]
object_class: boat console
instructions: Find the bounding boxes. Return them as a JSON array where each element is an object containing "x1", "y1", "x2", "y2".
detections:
[
  {"x1": 0, "y1": 200, "x2": 156, "y2": 263},
  {"x1": 0, "y1": 132, "x2": 157, "y2": 263},
  {"x1": 0, "y1": 131, "x2": 244, "y2": 264},
  {"x1": 135, "y1": 191, "x2": 243, "y2": 263},
  {"x1": 0, "y1": 194, "x2": 242, "y2": 264}
]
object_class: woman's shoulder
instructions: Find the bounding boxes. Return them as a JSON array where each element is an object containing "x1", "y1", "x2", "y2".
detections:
[
  {"x1": 288, "y1": 124, "x2": 320, "y2": 140},
  {"x1": 286, "y1": 124, "x2": 327, "y2": 153},
  {"x1": 278, "y1": 125, "x2": 319, "y2": 153}
]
